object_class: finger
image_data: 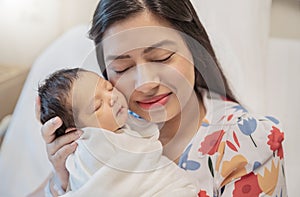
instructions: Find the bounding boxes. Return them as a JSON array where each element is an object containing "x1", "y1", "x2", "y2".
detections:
[
  {"x1": 65, "y1": 127, "x2": 77, "y2": 133},
  {"x1": 35, "y1": 96, "x2": 41, "y2": 122},
  {"x1": 41, "y1": 117, "x2": 63, "y2": 143},
  {"x1": 50, "y1": 141, "x2": 78, "y2": 170},
  {"x1": 47, "y1": 129, "x2": 83, "y2": 156}
]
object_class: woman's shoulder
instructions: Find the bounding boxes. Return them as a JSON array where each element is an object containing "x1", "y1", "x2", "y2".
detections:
[
  {"x1": 202, "y1": 92, "x2": 284, "y2": 178},
  {"x1": 201, "y1": 89, "x2": 282, "y2": 128},
  {"x1": 196, "y1": 105, "x2": 284, "y2": 160},
  {"x1": 179, "y1": 90, "x2": 286, "y2": 196},
  {"x1": 199, "y1": 90, "x2": 284, "y2": 158}
]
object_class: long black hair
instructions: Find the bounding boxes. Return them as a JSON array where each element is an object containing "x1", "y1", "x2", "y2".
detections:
[{"x1": 89, "y1": 0, "x2": 238, "y2": 102}]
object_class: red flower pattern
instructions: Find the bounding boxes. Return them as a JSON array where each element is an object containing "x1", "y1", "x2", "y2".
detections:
[
  {"x1": 198, "y1": 130, "x2": 225, "y2": 155},
  {"x1": 220, "y1": 95, "x2": 233, "y2": 102},
  {"x1": 267, "y1": 126, "x2": 284, "y2": 159},
  {"x1": 198, "y1": 190, "x2": 210, "y2": 197},
  {"x1": 233, "y1": 172, "x2": 262, "y2": 197}
]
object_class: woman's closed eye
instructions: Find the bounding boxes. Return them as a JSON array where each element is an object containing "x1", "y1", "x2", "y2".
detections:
[
  {"x1": 151, "y1": 52, "x2": 176, "y2": 63},
  {"x1": 114, "y1": 66, "x2": 132, "y2": 74},
  {"x1": 109, "y1": 60, "x2": 134, "y2": 74},
  {"x1": 110, "y1": 51, "x2": 176, "y2": 74}
]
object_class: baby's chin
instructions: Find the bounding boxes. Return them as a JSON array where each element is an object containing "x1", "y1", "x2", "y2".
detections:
[
  {"x1": 108, "y1": 121, "x2": 126, "y2": 132},
  {"x1": 116, "y1": 113, "x2": 128, "y2": 129},
  {"x1": 96, "y1": 123, "x2": 122, "y2": 132}
]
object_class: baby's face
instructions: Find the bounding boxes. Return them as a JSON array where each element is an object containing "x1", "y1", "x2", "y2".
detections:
[{"x1": 72, "y1": 71, "x2": 128, "y2": 131}]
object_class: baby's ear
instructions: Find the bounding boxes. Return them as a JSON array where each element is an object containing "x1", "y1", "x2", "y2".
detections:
[{"x1": 35, "y1": 96, "x2": 41, "y2": 122}]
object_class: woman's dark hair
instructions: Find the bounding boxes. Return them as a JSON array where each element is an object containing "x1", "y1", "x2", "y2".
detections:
[
  {"x1": 89, "y1": 0, "x2": 238, "y2": 102},
  {"x1": 38, "y1": 68, "x2": 85, "y2": 137}
]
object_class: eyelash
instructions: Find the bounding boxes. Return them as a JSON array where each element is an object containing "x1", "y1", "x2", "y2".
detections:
[
  {"x1": 113, "y1": 52, "x2": 176, "y2": 74},
  {"x1": 114, "y1": 67, "x2": 131, "y2": 74},
  {"x1": 94, "y1": 100, "x2": 103, "y2": 111},
  {"x1": 152, "y1": 52, "x2": 176, "y2": 63}
]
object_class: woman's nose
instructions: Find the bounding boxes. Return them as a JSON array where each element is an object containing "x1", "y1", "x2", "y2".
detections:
[{"x1": 135, "y1": 64, "x2": 160, "y2": 94}]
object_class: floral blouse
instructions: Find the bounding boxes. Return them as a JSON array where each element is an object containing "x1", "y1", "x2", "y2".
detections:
[{"x1": 178, "y1": 90, "x2": 287, "y2": 197}]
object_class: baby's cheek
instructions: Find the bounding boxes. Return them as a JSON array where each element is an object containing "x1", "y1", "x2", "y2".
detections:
[{"x1": 111, "y1": 73, "x2": 136, "y2": 99}]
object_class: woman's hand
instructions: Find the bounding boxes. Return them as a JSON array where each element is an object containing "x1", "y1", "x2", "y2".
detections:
[
  {"x1": 42, "y1": 117, "x2": 82, "y2": 190},
  {"x1": 35, "y1": 97, "x2": 82, "y2": 191}
]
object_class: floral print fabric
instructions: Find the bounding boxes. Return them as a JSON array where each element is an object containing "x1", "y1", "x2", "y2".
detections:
[{"x1": 178, "y1": 90, "x2": 287, "y2": 197}]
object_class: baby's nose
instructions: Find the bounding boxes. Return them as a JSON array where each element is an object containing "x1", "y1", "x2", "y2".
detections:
[{"x1": 109, "y1": 93, "x2": 118, "y2": 107}]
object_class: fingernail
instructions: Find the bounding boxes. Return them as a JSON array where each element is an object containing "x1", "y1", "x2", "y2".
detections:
[
  {"x1": 65, "y1": 128, "x2": 76, "y2": 133},
  {"x1": 71, "y1": 141, "x2": 77, "y2": 146},
  {"x1": 76, "y1": 130, "x2": 83, "y2": 137},
  {"x1": 51, "y1": 117, "x2": 59, "y2": 124}
]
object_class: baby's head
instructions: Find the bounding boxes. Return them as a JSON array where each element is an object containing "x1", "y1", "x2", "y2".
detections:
[{"x1": 38, "y1": 68, "x2": 128, "y2": 137}]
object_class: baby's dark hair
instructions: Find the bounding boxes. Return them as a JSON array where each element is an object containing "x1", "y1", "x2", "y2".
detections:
[{"x1": 38, "y1": 68, "x2": 87, "y2": 137}]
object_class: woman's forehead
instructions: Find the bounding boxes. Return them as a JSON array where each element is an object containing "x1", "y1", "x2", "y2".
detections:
[{"x1": 102, "y1": 26, "x2": 185, "y2": 56}]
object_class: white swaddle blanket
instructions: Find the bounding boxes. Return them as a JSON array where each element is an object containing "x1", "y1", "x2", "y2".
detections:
[{"x1": 62, "y1": 125, "x2": 197, "y2": 197}]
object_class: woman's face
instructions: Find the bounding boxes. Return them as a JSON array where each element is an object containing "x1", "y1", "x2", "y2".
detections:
[{"x1": 101, "y1": 12, "x2": 195, "y2": 123}]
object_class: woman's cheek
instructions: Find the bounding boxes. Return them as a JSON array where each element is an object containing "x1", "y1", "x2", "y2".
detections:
[
  {"x1": 175, "y1": 59, "x2": 195, "y2": 86},
  {"x1": 109, "y1": 73, "x2": 135, "y2": 102}
]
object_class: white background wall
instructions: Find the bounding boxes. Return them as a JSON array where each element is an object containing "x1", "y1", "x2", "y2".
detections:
[
  {"x1": 271, "y1": 0, "x2": 300, "y2": 39},
  {"x1": 194, "y1": 0, "x2": 272, "y2": 113},
  {"x1": 266, "y1": 38, "x2": 300, "y2": 196},
  {"x1": 0, "y1": 0, "x2": 99, "y2": 68},
  {"x1": 268, "y1": 1, "x2": 300, "y2": 196}
]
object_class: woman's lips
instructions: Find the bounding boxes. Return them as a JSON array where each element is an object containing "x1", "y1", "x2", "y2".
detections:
[{"x1": 137, "y1": 93, "x2": 171, "y2": 109}]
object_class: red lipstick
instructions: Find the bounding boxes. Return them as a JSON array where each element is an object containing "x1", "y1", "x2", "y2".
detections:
[{"x1": 137, "y1": 93, "x2": 171, "y2": 109}]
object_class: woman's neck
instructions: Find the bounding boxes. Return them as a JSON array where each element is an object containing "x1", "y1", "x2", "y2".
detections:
[{"x1": 158, "y1": 91, "x2": 206, "y2": 162}]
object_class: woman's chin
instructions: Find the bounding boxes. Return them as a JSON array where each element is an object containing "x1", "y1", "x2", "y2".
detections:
[{"x1": 139, "y1": 107, "x2": 179, "y2": 124}]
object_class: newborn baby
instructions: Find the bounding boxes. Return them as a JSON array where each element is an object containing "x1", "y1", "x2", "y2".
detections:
[{"x1": 39, "y1": 68, "x2": 198, "y2": 197}]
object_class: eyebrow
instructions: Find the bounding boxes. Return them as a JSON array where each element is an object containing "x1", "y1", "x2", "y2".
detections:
[{"x1": 105, "y1": 40, "x2": 177, "y2": 62}]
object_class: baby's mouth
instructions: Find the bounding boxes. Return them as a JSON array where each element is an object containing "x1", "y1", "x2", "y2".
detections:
[{"x1": 116, "y1": 105, "x2": 126, "y2": 116}]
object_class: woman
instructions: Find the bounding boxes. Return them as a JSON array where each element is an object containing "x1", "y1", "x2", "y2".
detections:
[{"x1": 32, "y1": 0, "x2": 287, "y2": 196}]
